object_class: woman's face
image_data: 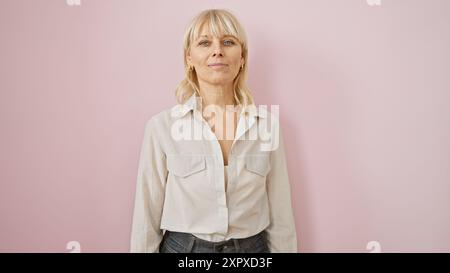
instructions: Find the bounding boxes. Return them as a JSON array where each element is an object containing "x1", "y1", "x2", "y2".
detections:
[{"x1": 186, "y1": 26, "x2": 244, "y2": 87}]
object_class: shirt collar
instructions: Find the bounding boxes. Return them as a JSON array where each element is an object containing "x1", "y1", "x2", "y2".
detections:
[{"x1": 171, "y1": 93, "x2": 266, "y2": 119}]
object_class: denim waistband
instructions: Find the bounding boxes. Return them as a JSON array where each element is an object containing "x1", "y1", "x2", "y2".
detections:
[{"x1": 161, "y1": 229, "x2": 267, "y2": 253}]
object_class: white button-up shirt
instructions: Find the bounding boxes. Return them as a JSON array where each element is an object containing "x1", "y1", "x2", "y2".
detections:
[{"x1": 130, "y1": 94, "x2": 298, "y2": 253}]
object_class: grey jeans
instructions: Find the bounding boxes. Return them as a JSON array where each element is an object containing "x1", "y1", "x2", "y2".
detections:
[{"x1": 159, "y1": 230, "x2": 270, "y2": 253}]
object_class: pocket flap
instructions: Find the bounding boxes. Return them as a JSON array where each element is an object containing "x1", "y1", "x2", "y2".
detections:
[
  {"x1": 167, "y1": 155, "x2": 206, "y2": 178},
  {"x1": 245, "y1": 155, "x2": 271, "y2": 177}
]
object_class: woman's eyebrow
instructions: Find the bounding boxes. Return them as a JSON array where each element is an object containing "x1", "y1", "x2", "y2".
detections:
[{"x1": 198, "y1": 35, "x2": 236, "y2": 39}]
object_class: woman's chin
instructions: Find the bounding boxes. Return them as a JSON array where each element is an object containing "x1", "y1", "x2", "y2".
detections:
[{"x1": 206, "y1": 78, "x2": 233, "y2": 86}]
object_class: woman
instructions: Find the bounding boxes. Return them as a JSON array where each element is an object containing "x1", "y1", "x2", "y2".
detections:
[{"x1": 130, "y1": 9, "x2": 297, "y2": 253}]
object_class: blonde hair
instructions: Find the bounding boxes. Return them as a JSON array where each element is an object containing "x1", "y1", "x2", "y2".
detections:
[{"x1": 175, "y1": 9, "x2": 254, "y2": 108}]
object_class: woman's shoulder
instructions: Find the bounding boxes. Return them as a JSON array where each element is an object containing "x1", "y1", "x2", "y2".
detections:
[
  {"x1": 143, "y1": 101, "x2": 188, "y2": 131},
  {"x1": 250, "y1": 104, "x2": 281, "y2": 125},
  {"x1": 144, "y1": 108, "x2": 171, "y2": 128}
]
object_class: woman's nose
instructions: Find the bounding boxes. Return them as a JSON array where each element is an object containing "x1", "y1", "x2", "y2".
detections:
[{"x1": 212, "y1": 42, "x2": 224, "y2": 56}]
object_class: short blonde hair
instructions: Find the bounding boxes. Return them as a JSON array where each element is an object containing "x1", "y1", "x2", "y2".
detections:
[{"x1": 175, "y1": 9, "x2": 254, "y2": 108}]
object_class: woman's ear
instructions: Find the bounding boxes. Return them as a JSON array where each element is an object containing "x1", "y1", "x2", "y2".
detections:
[{"x1": 186, "y1": 51, "x2": 192, "y2": 66}]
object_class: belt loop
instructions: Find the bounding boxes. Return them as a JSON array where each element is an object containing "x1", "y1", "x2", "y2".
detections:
[
  {"x1": 233, "y1": 238, "x2": 240, "y2": 253},
  {"x1": 186, "y1": 234, "x2": 196, "y2": 253}
]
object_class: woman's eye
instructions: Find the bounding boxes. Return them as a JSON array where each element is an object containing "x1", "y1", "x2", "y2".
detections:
[
  {"x1": 198, "y1": 40, "x2": 235, "y2": 47},
  {"x1": 224, "y1": 40, "x2": 235, "y2": 45}
]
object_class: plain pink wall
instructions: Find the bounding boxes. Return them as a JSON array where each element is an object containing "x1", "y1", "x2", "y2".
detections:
[{"x1": 1, "y1": 0, "x2": 449, "y2": 252}]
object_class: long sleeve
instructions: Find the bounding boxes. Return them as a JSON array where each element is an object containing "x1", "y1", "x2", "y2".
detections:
[
  {"x1": 130, "y1": 118, "x2": 168, "y2": 253},
  {"x1": 265, "y1": 124, "x2": 298, "y2": 252}
]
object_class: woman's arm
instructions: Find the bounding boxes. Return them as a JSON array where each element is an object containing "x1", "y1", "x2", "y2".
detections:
[
  {"x1": 130, "y1": 117, "x2": 167, "y2": 253},
  {"x1": 265, "y1": 124, "x2": 298, "y2": 252}
]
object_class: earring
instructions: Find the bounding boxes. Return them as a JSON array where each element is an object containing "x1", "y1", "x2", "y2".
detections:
[{"x1": 241, "y1": 64, "x2": 244, "y2": 70}]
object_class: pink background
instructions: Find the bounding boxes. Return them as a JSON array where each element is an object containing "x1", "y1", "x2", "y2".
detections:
[{"x1": 1, "y1": 0, "x2": 450, "y2": 252}]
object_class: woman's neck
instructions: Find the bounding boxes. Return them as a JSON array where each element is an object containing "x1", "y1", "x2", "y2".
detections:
[{"x1": 197, "y1": 81, "x2": 236, "y2": 110}]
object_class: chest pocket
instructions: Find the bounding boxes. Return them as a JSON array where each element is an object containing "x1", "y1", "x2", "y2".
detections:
[
  {"x1": 245, "y1": 154, "x2": 271, "y2": 177},
  {"x1": 167, "y1": 154, "x2": 206, "y2": 178}
]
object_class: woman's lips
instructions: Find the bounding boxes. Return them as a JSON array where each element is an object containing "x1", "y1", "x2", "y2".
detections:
[{"x1": 208, "y1": 63, "x2": 228, "y2": 69}]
